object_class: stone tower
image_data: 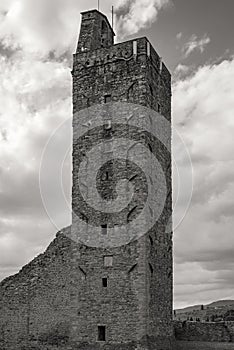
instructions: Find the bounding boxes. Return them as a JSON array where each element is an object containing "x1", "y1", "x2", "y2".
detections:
[{"x1": 71, "y1": 9, "x2": 173, "y2": 350}]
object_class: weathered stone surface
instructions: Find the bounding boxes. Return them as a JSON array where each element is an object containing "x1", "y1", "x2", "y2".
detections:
[
  {"x1": 174, "y1": 320, "x2": 234, "y2": 343},
  {"x1": 0, "y1": 227, "x2": 73, "y2": 350},
  {"x1": 71, "y1": 9, "x2": 173, "y2": 350}
]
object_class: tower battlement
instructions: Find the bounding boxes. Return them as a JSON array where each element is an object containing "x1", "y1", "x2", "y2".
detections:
[
  {"x1": 77, "y1": 9, "x2": 115, "y2": 53},
  {"x1": 74, "y1": 36, "x2": 171, "y2": 87},
  {"x1": 73, "y1": 34, "x2": 171, "y2": 120}
]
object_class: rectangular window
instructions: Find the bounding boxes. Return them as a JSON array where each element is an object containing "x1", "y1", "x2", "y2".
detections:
[
  {"x1": 104, "y1": 95, "x2": 111, "y2": 103},
  {"x1": 98, "y1": 326, "x2": 106, "y2": 341},
  {"x1": 157, "y1": 103, "x2": 161, "y2": 113},
  {"x1": 102, "y1": 278, "x2": 108, "y2": 287},
  {"x1": 101, "y1": 224, "x2": 107, "y2": 235},
  {"x1": 104, "y1": 256, "x2": 113, "y2": 267}
]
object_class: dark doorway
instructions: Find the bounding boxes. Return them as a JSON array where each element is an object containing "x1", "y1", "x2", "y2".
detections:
[
  {"x1": 98, "y1": 326, "x2": 106, "y2": 341},
  {"x1": 102, "y1": 278, "x2": 108, "y2": 287}
]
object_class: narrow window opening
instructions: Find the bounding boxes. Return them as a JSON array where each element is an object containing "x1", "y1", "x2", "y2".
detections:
[
  {"x1": 104, "y1": 95, "x2": 111, "y2": 103},
  {"x1": 149, "y1": 236, "x2": 153, "y2": 246},
  {"x1": 102, "y1": 278, "x2": 108, "y2": 287},
  {"x1": 101, "y1": 224, "x2": 107, "y2": 235},
  {"x1": 157, "y1": 103, "x2": 161, "y2": 113},
  {"x1": 149, "y1": 85, "x2": 153, "y2": 96},
  {"x1": 149, "y1": 263, "x2": 153, "y2": 275},
  {"x1": 98, "y1": 326, "x2": 106, "y2": 341}
]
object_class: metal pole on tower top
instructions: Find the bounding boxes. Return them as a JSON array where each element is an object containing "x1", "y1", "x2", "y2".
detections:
[
  {"x1": 112, "y1": 6, "x2": 114, "y2": 30},
  {"x1": 98, "y1": 0, "x2": 100, "y2": 11}
]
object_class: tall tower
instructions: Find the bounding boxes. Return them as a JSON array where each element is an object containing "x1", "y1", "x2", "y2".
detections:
[{"x1": 71, "y1": 9, "x2": 173, "y2": 350}]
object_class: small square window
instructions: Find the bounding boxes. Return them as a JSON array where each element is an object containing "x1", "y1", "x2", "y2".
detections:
[
  {"x1": 101, "y1": 224, "x2": 107, "y2": 235},
  {"x1": 98, "y1": 326, "x2": 106, "y2": 341},
  {"x1": 104, "y1": 256, "x2": 113, "y2": 267},
  {"x1": 102, "y1": 278, "x2": 108, "y2": 287},
  {"x1": 104, "y1": 95, "x2": 111, "y2": 103}
]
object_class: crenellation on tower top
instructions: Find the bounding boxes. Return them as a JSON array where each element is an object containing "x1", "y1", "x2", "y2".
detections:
[
  {"x1": 73, "y1": 35, "x2": 171, "y2": 120},
  {"x1": 77, "y1": 9, "x2": 115, "y2": 53}
]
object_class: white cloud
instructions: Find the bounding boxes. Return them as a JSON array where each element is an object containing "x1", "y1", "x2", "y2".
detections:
[
  {"x1": 0, "y1": 0, "x2": 169, "y2": 56},
  {"x1": 0, "y1": 0, "x2": 84, "y2": 56},
  {"x1": 115, "y1": 0, "x2": 171, "y2": 38},
  {"x1": 0, "y1": 52, "x2": 72, "y2": 281},
  {"x1": 182, "y1": 34, "x2": 210, "y2": 58},
  {"x1": 173, "y1": 58, "x2": 234, "y2": 307},
  {"x1": 174, "y1": 63, "x2": 191, "y2": 79}
]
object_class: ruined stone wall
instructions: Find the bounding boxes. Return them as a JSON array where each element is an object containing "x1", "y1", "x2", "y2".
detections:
[
  {"x1": 0, "y1": 227, "x2": 74, "y2": 350},
  {"x1": 226, "y1": 322, "x2": 234, "y2": 340},
  {"x1": 174, "y1": 320, "x2": 234, "y2": 343}
]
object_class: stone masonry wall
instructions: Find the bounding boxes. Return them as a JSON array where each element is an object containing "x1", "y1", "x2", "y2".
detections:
[
  {"x1": 73, "y1": 36, "x2": 171, "y2": 120},
  {"x1": 174, "y1": 320, "x2": 234, "y2": 343},
  {"x1": 71, "y1": 13, "x2": 173, "y2": 348},
  {"x1": 77, "y1": 10, "x2": 115, "y2": 53},
  {"x1": 0, "y1": 227, "x2": 74, "y2": 350}
]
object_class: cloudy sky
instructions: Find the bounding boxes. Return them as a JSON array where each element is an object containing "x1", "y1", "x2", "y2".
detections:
[{"x1": 0, "y1": 0, "x2": 234, "y2": 309}]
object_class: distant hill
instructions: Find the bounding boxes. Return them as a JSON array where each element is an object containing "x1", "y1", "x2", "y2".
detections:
[
  {"x1": 174, "y1": 300, "x2": 234, "y2": 321},
  {"x1": 208, "y1": 300, "x2": 234, "y2": 308},
  {"x1": 176, "y1": 300, "x2": 234, "y2": 313}
]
